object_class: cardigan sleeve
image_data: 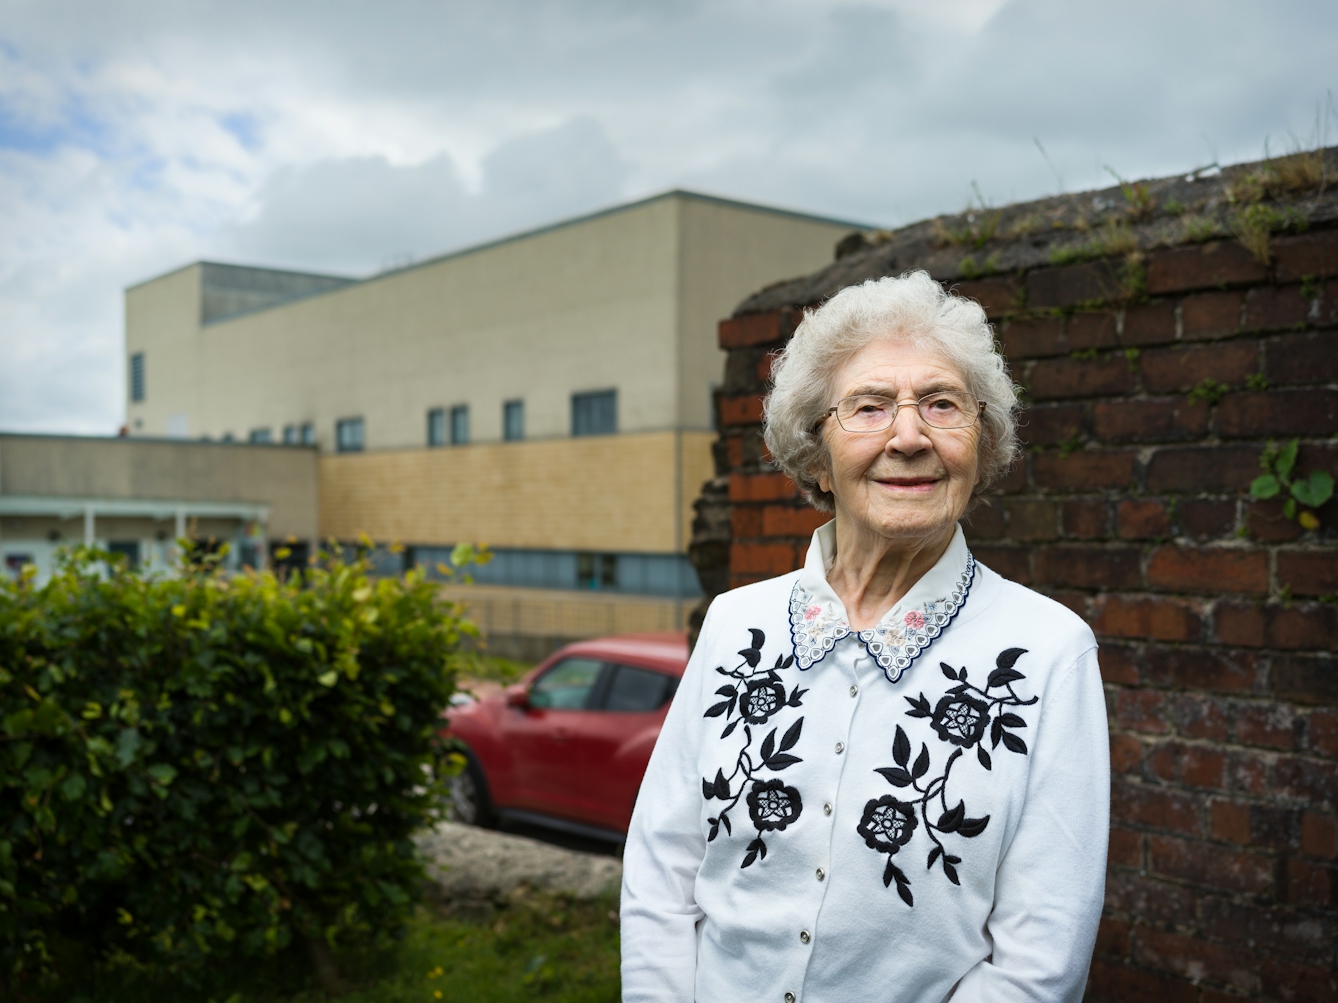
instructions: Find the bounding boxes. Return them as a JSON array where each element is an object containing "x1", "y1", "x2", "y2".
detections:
[
  {"x1": 619, "y1": 606, "x2": 716, "y2": 1002},
  {"x1": 949, "y1": 644, "x2": 1109, "y2": 1003}
]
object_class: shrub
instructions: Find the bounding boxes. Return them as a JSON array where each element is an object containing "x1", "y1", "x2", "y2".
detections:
[{"x1": 0, "y1": 547, "x2": 471, "y2": 995}]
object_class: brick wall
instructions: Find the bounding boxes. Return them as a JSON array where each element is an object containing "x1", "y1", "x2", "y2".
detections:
[{"x1": 690, "y1": 224, "x2": 1337, "y2": 999}]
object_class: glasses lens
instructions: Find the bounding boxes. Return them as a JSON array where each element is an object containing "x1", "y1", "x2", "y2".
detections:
[
  {"x1": 836, "y1": 395, "x2": 895, "y2": 432},
  {"x1": 918, "y1": 391, "x2": 978, "y2": 428}
]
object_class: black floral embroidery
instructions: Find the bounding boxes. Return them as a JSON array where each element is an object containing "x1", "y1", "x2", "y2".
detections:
[
  {"x1": 860, "y1": 647, "x2": 1036, "y2": 906},
  {"x1": 701, "y1": 628, "x2": 807, "y2": 868}
]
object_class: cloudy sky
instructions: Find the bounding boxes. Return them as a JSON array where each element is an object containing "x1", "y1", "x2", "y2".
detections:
[{"x1": 2, "y1": 0, "x2": 1335, "y2": 434}]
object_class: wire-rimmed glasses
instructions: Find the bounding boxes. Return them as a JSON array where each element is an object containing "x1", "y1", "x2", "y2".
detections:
[{"x1": 823, "y1": 392, "x2": 984, "y2": 433}]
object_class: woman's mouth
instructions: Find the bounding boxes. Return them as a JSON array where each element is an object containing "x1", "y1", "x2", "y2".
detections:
[{"x1": 875, "y1": 476, "x2": 940, "y2": 493}]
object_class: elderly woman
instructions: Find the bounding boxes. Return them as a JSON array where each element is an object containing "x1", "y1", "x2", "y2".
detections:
[{"x1": 621, "y1": 271, "x2": 1108, "y2": 1003}]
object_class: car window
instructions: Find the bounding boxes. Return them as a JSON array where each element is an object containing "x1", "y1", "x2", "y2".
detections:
[
  {"x1": 604, "y1": 664, "x2": 675, "y2": 713},
  {"x1": 529, "y1": 658, "x2": 604, "y2": 710}
]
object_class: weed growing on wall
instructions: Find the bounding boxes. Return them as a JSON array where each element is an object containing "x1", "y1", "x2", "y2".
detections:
[{"x1": 1250, "y1": 438, "x2": 1335, "y2": 529}]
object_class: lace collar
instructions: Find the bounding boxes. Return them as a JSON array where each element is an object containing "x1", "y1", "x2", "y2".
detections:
[{"x1": 788, "y1": 521, "x2": 975, "y2": 683}]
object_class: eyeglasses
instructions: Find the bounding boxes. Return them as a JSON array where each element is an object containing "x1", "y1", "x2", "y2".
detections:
[{"x1": 823, "y1": 392, "x2": 984, "y2": 433}]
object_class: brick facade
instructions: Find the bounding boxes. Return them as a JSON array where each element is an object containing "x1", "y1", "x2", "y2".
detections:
[{"x1": 689, "y1": 156, "x2": 1337, "y2": 1001}]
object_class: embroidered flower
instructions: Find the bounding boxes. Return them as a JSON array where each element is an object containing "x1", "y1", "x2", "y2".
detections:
[
  {"x1": 741, "y1": 679, "x2": 787, "y2": 724},
  {"x1": 930, "y1": 693, "x2": 991, "y2": 748},
  {"x1": 804, "y1": 604, "x2": 821, "y2": 621},
  {"x1": 747, "y1": 779, "x2": 803, "y2": 832},
  {"x1": 857, "y1": 795, "x2": 918, "y2": 854},
  {"x1": 903, "y1": 610, "x2": 926, "y2": 629}
]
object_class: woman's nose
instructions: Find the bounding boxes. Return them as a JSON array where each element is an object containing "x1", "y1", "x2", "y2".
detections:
[{"x1": 884, "y1": 402, "x2": 929, "y2": 455}]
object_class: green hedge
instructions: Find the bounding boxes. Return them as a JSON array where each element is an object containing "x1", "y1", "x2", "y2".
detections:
[{"x1": 0, "y1": 547, "x2": 471, "y2": 994}]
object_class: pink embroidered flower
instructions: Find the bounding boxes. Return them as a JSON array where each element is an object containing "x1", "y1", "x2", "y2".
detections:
[
  {"x1": 903, "y1": 610, "x2": 927, "y2": 630},
  {"x1": 805, "y1": 605, "x2": 822, "y2": 621}
]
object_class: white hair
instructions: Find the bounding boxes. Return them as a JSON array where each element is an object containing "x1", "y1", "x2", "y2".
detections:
[{"x1": 762, "y1": 270, "x2": 1020, "y2": 512}]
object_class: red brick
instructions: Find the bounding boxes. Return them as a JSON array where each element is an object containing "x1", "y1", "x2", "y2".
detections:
[
  {"x1": 1143, "y1": 646, "x2": 1257, "y2": 692},
  {"x1": 1032, "y1": 450, "x2": 1137, "y2": 490},
  {"x1": 760, "y1": 505, "x2": 827, "y2": 537},
  {"x1": 729, "y1": 542, "x2": 799, "y2": 576},
  {"x1": 1099, "y1": 643, "x2": 1141, "y2": 685},
  {"x1": 1110, "y1": 733, "x2": 1145, "y2": 774},
  {"x1": 1146, "y1": 741, "x2": 1226, "y2": 788},
  {"x1": 1092, "y1": 594, "x2": 1203, "y2": 641},
  {"x1": 1273, "y1": 228, "x2": 1338, "y2": 282},
  {"x1": 1145, "y1": 239, "x2": 1268, "y2": 294},
  {"x1": 1272, "y1": 655, "x2": 1338, "y2": 706},
  {"x1": 1260, "y1": 957, "x2": 1338, "y2": 1003},
  {"x1": 1092, "y1": 397, "x2": 1208, "y2": 444},
  {"x1": 1201, "y1": 898, "x2": 1334, "y2": 964},
  {"x1": 1225, "y1": 750, "x2": 1271, "y2": 796},
  {"x1": 1277, "y1": 551, "x2": 1338, "y2": 597},
  {"x1": 728, "y1": 472, "x2": 798, "y2": 502},
  {"x1": 1286, "y1": 857, "x2": 1333, "y2": 906},
  {"x1": 1121, "y1": 300, "x2": 1178, "y2": 346},
  {"x1": 755, "y1": 350, "x2": 777, "y2": 384},
  {"x1": 1179, "y1": 498, "x2": 1238, "y2": 540},
  {"x1": 1000, "y1": 316, "x2": 1064, "y2": 359},
  {"x1": 1234, "y1": 702, "x2": 1299, "y2": 750},
  {"x1": 1245, "y1": 283, "x2": 1312, "y2": 332},
  {"x1": 1213, "y1": 600, "x2": 1266, "y2": 647},
  {"x1": 1145, "y1": 445, "x2": 1260, "y2": 492},
  {"x1": 960, "y1": 497, "x2": 1005, "y2": 539},
  {"x1": 1310, "y1": 710, "x2": 1338, "y2": 759},
  {"x1": 1004, "y1": 498, "x2": 1058, "y2": 541},
  {"x1": 1300, "y1": 810, "x2": 1337, "y2": 857},
  {"x1": 972, "y1": 545, "x2": 1030, "y2": 584},
  {"x1": 953, "y1": 276, "x2": 1020, "y2": 318},
  {"x1": 1216, "y1": 388, "x2": 1338, "y2": 438},
  {"x1": 1141, "y1": 341, "x2": 1259, "y2": 393},
  {"x1": 1171, "y1": 694, "x2": 1229, "y2": 740},
  {"x1": 992, "y1": 454, "x2": 1028, "y2": 494},
  {"x1": 1117, "y1": 499, "x2": 1171, "y2": 539},
  {"x1": 1146, "y1": 545, "x2": 1269, "y2": 594},
  {"x1": 1061, "y1": 498, "x2": 1109, "y2": 538},
  {"x1": 1273, "y1": 756, "x2": 1338, "y2": 805},
  {"x1": 1117, "y1": 690, "x2": 1168, "y2": 734},
  {"x1": 1036, "y1": 545, "x2": 1141, "y2": 589},
  {"x1": 724, "y1": 434, "x2": 744, "y2": 469},
  {"x1": 730, "y1": 505, "x2": 763, "y2": 538},
  {"x1": 1030, "y1": 356, "x2": 1136, "y2": 399},
  {"x1": 1132, "y1": 928, "x2": 1259, "y2": 994},
  {"x1": 719, "y1": 394, "x2": 764, "y2": 427},
  {"x1": 1180, "y1": 290, "x2": 1244, "y2": 340},
  {"x1": 1264, "y1": 330, "x2": 1338, "y2": 385},
  {"x1": 1247, "y1": 498, "x2": 1306, "y2": 543},
  {"x1": 1108, "y1": 826, "x2": 1143, "y2": 868},
  {"x1": 1066, "y1": 311, "x2": 1119, "y2": 350},
  {"x1": 1150, "y1": 834, "x2": 1274, "y2": 894},
  {"x1": 1210, "y1": 799, "x2": 1251, "y2": 843},
  {"x1": 718, "y1": 308, "x2": 799, "y2": 349},
  {"x1": 1093, "y1": 917, "x2": 1131, "y2": 959},
  {"x1": 1086, "y1": 959, "x2": 1198, "y2": 1003},
  {"x1": 1016, "y1": 403, "x2": 1085, "y2": 448},
  {"x1": 1102, "y1": 870, "x2": 1199, "y2": 927},
  {"x1": 1112, "y1": 780, "x2": 1203, "y2": 833},
  {"x1": 1027, "y1": 260, "x2": 1122, "y2": 308}
]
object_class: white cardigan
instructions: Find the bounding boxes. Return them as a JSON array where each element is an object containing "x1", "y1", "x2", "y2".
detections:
[{"x1": 621, "y1": 523, "x2": 1109, "y2": 1003}]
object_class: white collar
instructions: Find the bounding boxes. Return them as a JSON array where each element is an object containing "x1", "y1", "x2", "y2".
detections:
[{"x1": 788, "y1": 521, "x2": 975, "y2": 683}]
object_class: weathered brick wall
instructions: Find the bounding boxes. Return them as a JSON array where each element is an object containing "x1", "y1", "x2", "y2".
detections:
[{"x1": 691, "y1": 225, "x2": 1337, "y2": 999}]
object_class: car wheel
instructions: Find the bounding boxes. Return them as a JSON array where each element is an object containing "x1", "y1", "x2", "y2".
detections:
[{"x1": 449, "y1": 754, "x2": 496, "y2": 827}]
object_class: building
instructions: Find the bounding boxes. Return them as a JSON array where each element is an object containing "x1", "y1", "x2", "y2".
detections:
[{"x1": 123, "y1": 191, "x2": 862, "y2": 652}]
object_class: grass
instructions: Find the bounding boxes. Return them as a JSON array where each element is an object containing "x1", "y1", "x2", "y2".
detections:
[{"x1": 45, "y1": 893, "x2": 621, "y2": 1003}]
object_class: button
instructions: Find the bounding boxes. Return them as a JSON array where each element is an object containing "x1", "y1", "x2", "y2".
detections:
[
  {"x1": 849, "y1": 684, "x2": 858, "y2": 697},
  {"x1": 799, "y1": 930, "x2": 811, "y2": 944},
  {"x1": 823, "y1": 802, "x2": 833, "y2": 816},
  {"x1": 816, "y1": 867, "x2": 825, "y2": 881},
  {"x1": 835, "y1": 741, "x2": 845, "y2": 754},
  {"x1": 785, "y1": 994, "x2": 796, "y2": 1003}
]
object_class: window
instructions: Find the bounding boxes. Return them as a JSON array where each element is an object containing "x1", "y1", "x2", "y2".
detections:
[
  {"x1": 248, "y1": 428, "x2": 272, "y2": 444},
  {"x1": 528, "y1": 658, "x2": 604, "y2": 710},
  {"x1": 427, "y1": 407, "x2": 447, "y2": 447},
  {"x1": 572, "y1": 390, "x2": 616, "y2": 436},
  {"x1": 335, "y1": 417, "x2": 365, "y2": 453},
  {"x1": 503, "y1": 399, "x2": 524, "y2": 441},
  {"x1": 282, "y1": 424, "x2": 298, "y2": 444},
  {"x1": 300, "y1": 422, "x2": 316, "y2": 446},
  {"x1": 450, "y1": 405, "x2": 469, "y2": 445},
  {"x1": 129, "y1": 353, "x2": 146, "y2": 403},
  {"x1": 604, "y1": 664, "x2": 676, "y2": 712},
  {"x1": 577, "y1": 552, "x2": 618, "y2": 590},
  {"x1": 108, "y1": 541, "x2": 140, "y2": 570}
]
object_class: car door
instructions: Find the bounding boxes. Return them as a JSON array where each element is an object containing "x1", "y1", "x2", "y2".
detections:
[{"x1": 503, "y1": 656, "x2": 608, "y2": 816}]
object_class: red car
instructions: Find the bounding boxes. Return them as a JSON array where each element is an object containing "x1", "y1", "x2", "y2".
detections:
[{"x1": 445, "y1": 632, "x2": 688, "y2": 842}]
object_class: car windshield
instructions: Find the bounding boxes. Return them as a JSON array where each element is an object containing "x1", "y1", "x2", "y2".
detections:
[
  {"x1": 605, "y1": 664, "x2": 673, "y2": 712},
  {"x1": 529, "y1": 658, "x2": 603, "y2": 709}
]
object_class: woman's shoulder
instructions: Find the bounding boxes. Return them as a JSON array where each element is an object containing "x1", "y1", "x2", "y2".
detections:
[
  {"x1": 970, "y1": 560, "x2": 1096, "y2": 650},
  {"x1": 697, "y1": 571, "x2": 803, "y2": 637}
]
